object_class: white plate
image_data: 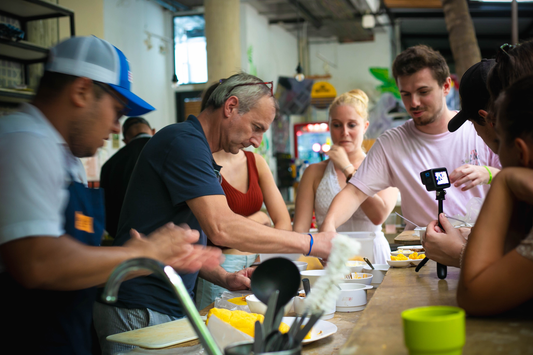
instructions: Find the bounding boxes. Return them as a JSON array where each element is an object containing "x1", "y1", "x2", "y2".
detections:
[
  {"x1": 387, "y1": 259, "x2": 411, "y2": 268},
  {"x1": 387, "y1": 259, "x2": 423, "y2": 267},
  {"x1": 398, "y1": 245, "x2": 425, "y2": 251},
  {"x1": 281, "y1": 317, "x2": 337, "y2": 344}
]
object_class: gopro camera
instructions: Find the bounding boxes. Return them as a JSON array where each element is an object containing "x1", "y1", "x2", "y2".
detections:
[{"x1": 420, "y1": 167, "x2": 450, "y2": 191}]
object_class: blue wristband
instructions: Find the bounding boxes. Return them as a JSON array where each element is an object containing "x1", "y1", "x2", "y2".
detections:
[{"x1": 306, "y1": 233, "x2": 314, "y2": 256}]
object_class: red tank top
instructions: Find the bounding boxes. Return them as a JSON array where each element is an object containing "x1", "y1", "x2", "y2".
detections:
[{"x1": 221, "y1": 151, "x2": 264, "y2": 217}]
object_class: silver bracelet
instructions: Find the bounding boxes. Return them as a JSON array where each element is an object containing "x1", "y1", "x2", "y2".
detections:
[
  {"x1": 459, "y1": 241, "x2": 468, "y2": 269},
  {"x1": 341, "y1": 164, "x2": 354, "y2": 174}
]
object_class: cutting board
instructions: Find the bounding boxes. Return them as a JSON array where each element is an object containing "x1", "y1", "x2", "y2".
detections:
[{"x1": 106, "y1": 317, "x2": 199, "y2": 349}]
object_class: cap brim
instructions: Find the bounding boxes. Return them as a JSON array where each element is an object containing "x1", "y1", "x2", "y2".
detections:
[
  {"x1": 109, "y1": 84, "x2": 155, "y2": 116},
  {"x1": 448, "y1": 110, "x2": 469, "y2": 132}
]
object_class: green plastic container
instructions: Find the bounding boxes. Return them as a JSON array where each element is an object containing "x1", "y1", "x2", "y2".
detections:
[{"x1": 402, "y1": 306, "x2": 465, "y2": 355}]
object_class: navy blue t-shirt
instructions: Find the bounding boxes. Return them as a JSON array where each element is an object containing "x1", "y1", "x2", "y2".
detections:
[{"x1": 102, "y1": 116, "x2": 224, "y2": 317}]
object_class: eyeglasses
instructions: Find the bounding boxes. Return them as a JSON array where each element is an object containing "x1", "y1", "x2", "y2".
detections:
[
  {"x1": 214, "y1": 168, "x2": 222, "y2": 184},
  {"x1": 219, "y1": 79, "x2": 274, "y2": 98},
  {"x1": 93, "y1": 81, "x2": 131, "y2": 118}
]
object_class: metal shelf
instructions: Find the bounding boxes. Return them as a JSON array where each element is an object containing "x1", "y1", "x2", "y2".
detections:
[
  {"x1": 0, "y1": 39, "x2": 49, "y2": 62},
  {"x1": 0, "y1": 0, "x2": 74, "y2": 22},
  {"x1": 0, "y1": 0, "x2": 75, "y2": 104},
  {"x1": 0, "y1": 88, "x2": 35, "y2": 104}
]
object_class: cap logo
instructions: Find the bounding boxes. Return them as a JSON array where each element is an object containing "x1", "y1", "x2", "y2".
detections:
[{"x1": 128, "y1": 70, "x2": 133, "y2": 83}]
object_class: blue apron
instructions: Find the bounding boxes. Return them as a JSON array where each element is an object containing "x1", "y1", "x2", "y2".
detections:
[{"x1": 0, "y1": 178, "x2": 104, "y2": 354}]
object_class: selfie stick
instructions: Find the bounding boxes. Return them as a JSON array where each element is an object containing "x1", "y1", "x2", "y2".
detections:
[
  {"x1": 415, "y1": 189, "x2": 447, "y2": 279},
  {"x1": 435, "y1": 190, "x2": 447, "y2": 279}
]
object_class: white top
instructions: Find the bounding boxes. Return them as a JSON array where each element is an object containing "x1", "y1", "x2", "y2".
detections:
[
  {"x1": 315, "y1": 160, "x2": 381, "y2": 233},
  {"x1": 0, "y1": 104, "x2": 86, "y2": 273},
  {"x1": 350, "y1": 119, "x2": 501, "y2": 230},
  {"x1": 517, "y1": 227, "x2": 533, "y2": 261}
]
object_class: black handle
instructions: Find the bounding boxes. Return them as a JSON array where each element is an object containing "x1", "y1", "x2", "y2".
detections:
[
  {"x1": 437, "y1": 262, "x2": 447, "y2": 279},
  {"x1": 302, "y1": 278, "x2": 311, "y2": 296},
  {"x1": 415, "y1": 257, "x2": 429, "y2": 272}
]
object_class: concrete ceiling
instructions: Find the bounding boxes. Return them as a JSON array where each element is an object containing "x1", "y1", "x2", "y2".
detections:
[{"x1": 170, "y1": 0, "x2": 533, "y2": 68}]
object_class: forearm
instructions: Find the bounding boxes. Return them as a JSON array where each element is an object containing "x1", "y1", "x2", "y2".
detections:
[
  {"x1": 199, "y1": 265, "x2": 229, "y2": 288},
  {"x1": 1, "y1": 235, "x2": 143, "y2": 291},
  {"x1": 320, "y1": 184, "x2": 368, "y2": 231},
  {"x1": 203, "y1": 213, "x2": 309, "y2": 255},
  {"x1": 460, "y1": 172, "x2": 513, "y2": 284},
  {"x1": 359, "y1": 188, "x2": 398, "y2": 225}
]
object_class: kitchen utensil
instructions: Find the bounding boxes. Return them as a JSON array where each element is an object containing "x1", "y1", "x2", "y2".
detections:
[
  {"x1": 395, "y1": 212, "x2": 421, "y2": 229},
  {"x1": 102, "y1": 258, "x2": 222, "y2": 355},
  {"x1": 105, "y1": 317, "x2": 198, "y2": 348},
  {"x1": 294, "y1": 312, "x2": 323, "y2": 343},
  {"x1": 302, "y1": 278, "x2": 311, "y2": 296},
  {"x1": 251, "y1": 257, "x2": 301, "y2": 320},
  {"x1": 254, "y1": 321, "x2": 262, "y2": 354},
  {"x1": 363, "y1": 257, "x2": 374, "y2": 270},
  {"x1": 262, "y1": 290, "x2": 279, "y2": 337}
]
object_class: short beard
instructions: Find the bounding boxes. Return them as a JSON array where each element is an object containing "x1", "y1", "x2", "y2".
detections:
[{"x1": 412, "y1": 103, "x2": 443, "y2": 127}]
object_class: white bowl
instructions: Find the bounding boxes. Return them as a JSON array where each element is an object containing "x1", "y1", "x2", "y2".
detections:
[
  {"x1": 245, "y1": 294, "x2": 293, "y2": 316},
  {"x1": 414, "y1": 227, "x2": 427, "y2": 242},
  {"x1": 300, "y1": 270, "x2": 326, "y2": 289},
  {"x1": 387, "y1": 259, "x2": 411, "y2": 268},
  {"x1": 293, "y1": 261, "x2": 308, "y2": 272},
  {"x1": 342, "y1": 273, "x2": 373, "y2": 285},
  {"x1": 346, "y1": 260, "x2": 366, "y2": 273},
  {"x1": 362, "y1": 264, "x2": 389, "y2": 285},
  {"x1": 336, "y1": 283, "x2": 372, "y2": 312}
]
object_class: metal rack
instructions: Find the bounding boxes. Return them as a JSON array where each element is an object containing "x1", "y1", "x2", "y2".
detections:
[{"x1": 0, "y1": 0, "x2": 75, "y2": 103}]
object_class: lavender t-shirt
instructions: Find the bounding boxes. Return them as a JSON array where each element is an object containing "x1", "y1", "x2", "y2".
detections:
[{"x1": 350, "y1": 119, "x2": 500, "y2": 230}]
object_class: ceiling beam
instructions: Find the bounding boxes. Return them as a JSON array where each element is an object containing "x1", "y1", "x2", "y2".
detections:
[{"x1": 286, "y1": 0, "x2": 323, "y2": 29}]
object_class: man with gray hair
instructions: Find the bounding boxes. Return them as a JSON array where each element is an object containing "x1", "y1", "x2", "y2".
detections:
[{"x1": 93, "y1": 73, "x2": 336, "y2": 354}]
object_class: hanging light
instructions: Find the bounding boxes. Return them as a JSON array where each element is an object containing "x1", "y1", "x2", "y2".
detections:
[
  {"x1": 295, "y1": 63, "x2": 305, "y2": 82},
  {"x1": 171, "y1": 74, "x2": 179, "y2": 90},
  {"x1": 362, "y1": 13, "x2": 375, "y2": 29}
]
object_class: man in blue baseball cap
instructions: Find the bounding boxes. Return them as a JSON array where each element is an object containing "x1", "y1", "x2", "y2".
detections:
[{"x1": 0, "y1": 36, "x2": 222, "y2": 355}]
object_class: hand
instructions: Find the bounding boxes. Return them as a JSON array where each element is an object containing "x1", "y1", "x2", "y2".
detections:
[
  {"x1": 318, "y1": 221, "x2": 336, "y2": 233},
  {"x1": 327, "y1": 145, "x2": 352, "y2": 176},
  {"x1": 224, "y1": 267, "x2": 255, "y2": 291},
  {"x1": 127, "y1": 223, "x2": 223, "y2": 274},
  {"x1": 450, "y1": 164, "x2": 492, "y2": 191},
  {"x1": 309, "y1": 232, "x2": 336, "y2": 259},
  {"x1": 423, "y1": 214, "x2": 466, "y2": 267}
]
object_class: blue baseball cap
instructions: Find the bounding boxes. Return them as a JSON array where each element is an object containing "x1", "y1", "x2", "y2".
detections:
[{"x1": 46, "y1": 36, "x2": 155, "y2": 116}]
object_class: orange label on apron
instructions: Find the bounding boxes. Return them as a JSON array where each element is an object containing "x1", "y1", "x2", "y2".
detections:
[{"x1": 75, "y1": 211, "x2": 94, "y2": 233}]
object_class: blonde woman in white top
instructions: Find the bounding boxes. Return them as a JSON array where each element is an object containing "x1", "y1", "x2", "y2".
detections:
[{"x1": 293, "y1": 89, "x2": 398, "y2": 263}]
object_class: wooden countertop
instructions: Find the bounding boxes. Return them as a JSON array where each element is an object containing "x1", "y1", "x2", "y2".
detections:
[
  {"x1": 125, "y1": 291, "x2": 376, "y2": 354},
  {"x1": 340, "y1": 261, "x2": 533, "y2": 355}
]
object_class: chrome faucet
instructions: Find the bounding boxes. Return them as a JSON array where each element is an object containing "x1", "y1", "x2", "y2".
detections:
[{"x1": 102, "y1": 258, "x2": 222, "y2": 355}]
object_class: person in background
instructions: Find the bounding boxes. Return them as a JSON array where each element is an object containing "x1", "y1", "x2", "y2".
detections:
[
  {"x1": 93, "y1": 73, "x2": 336, "y2": 355},
  {"x1": 100, "y1": 116, "x2": 155, "y2": 238},
  {"x1": 0, "y1": 36, "x2": 221, "y2": 355},
  {"x1": 424, "y1": 59, "x2": 500, "y2": 265},
  {"x1": 457, "y1": 75, "x2": 533, "y2": 316},
  {"x1": 293, "y1": 89, "x2": 398, "y2": 264},
  {"x1": 320, "y1": 45, "x2": 500, "y2": 268},
  {"x1": 447, "y1": 59, "x2": 498, "y2": 153},
  {"x1": 195, "y1": 83, "x2": 292, "y2": 309}
]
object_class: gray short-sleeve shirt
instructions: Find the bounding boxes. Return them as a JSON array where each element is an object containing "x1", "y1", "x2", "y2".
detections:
[{"x1": 0, "y1": 104, "x2": 86, "y2": 273}]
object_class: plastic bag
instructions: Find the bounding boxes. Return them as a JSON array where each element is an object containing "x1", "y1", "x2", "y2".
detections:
[
  {"x1": 213, "y1": 291, "x2": 253, "y2": 312},
  {"x1": 448, "y1": 197, "x2": 484, "y2": 227}
]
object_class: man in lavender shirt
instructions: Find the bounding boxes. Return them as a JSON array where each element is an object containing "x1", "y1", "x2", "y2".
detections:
[{"x1": 320, "y1": 45, "x2": 500, "y2": 267}]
